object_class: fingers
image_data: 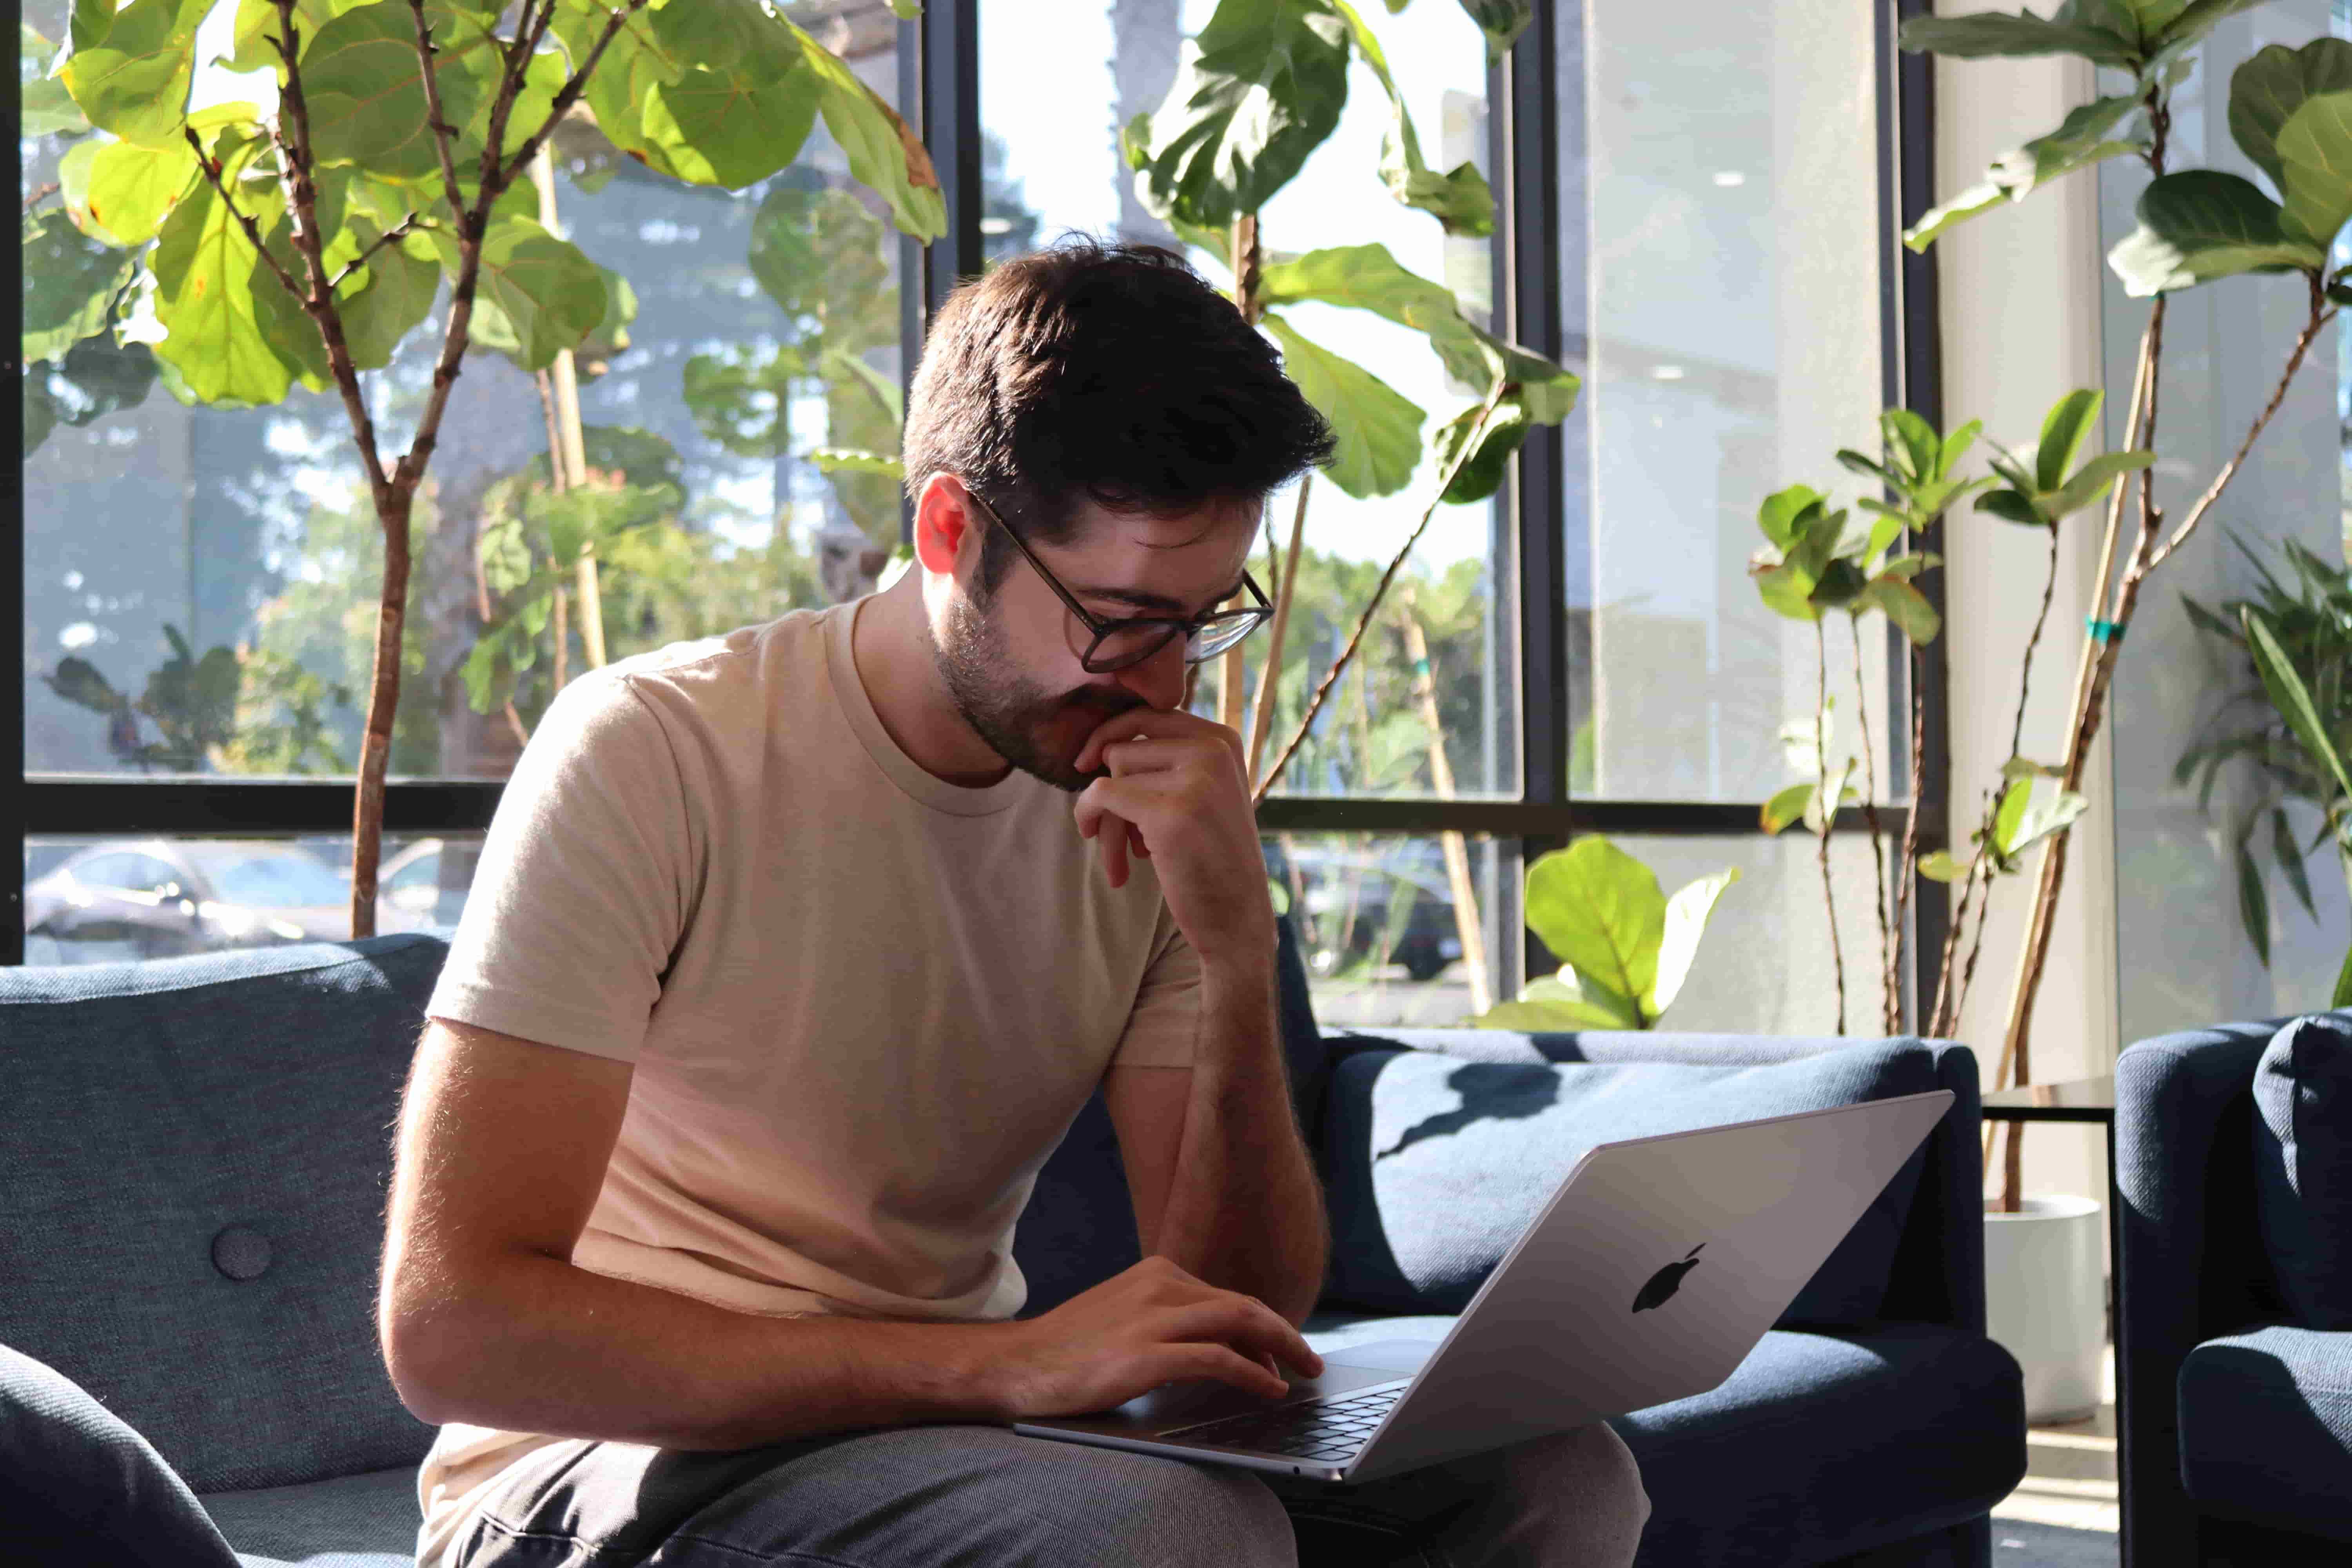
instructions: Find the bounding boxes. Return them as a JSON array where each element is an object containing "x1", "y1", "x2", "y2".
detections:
[
  {"x1": 1139, "y1": 1342, "x2": 1291, "y2": 1400},
  {"x1": 1075, "y1": 707, "x2": 1244, "y2": 779},
  {"x1": 1157, "y1": 1298, "x2": 1323, "y2": 1381}
]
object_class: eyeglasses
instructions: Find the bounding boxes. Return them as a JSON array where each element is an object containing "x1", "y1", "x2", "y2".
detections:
[{"x1": 962, "y1": 488, "x2": 1273, "y2": 674}]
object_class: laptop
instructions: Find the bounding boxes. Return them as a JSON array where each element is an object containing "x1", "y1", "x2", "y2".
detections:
[{"x1": 1014, "y1": 1089, "x2": 1953, "y2": 1485}]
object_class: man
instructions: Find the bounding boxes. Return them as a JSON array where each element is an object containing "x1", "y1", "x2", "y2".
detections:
[{"x1": 382, "y1": 240, "x2": 1648, "y2": 1567}]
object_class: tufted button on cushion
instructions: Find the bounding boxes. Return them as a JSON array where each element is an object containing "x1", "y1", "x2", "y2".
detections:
[{"x1": 210, "y1": 1227, "x2": 272, "y2": 1283}]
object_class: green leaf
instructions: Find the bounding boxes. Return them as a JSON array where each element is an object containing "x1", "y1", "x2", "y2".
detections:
[
  {"x1": 1976, "y1": 487, "x2": 2045, "y2": 526},
  {"x1": 148, "y1": 136, "x2": 299, "y2": 405},
  {"x1": 300, "y1": 1, "x2": 485, "y2": 181},
  {"x1": 789, "y1": 18, "x2": 945, "y2": 238},
  {"x1": 1650, "y1": 866, "x2": 1739, "y2": 1017},
  {"x1": 59, "y1": 0, "x2": 210, "y2": 148},
  {"x1": 338, "y1": 227, "x2": 440, "y2": 370},
  {"x1": 2275, "y1": 805, "x2": 2318, "y2": 918},
  {"x1": 22, "y1": 211, "x2": 132, "y2": 364},
  {"x1": 1467, "y1": 995, "x2": 1639, "y2": 1033},
  {"x1": 69, "y1": 0, "x2": 117, "y2": 53},
  {"x1": 1757, "y1": 484, "x2": 1826, "y2": 550},
  {"x1": 1261, "y1": 311, "x2": 1424, "y2": 498},
  {"x1": 1333, "y1": 1, "x2": 1492, "y2": 235},
  {"x1": 642, "y1": 62, "x2": 817, "y2": 187},
  {"x1": 1855, "y1": 575, "x2": 1943, "y2": 645},
  {"x1": 68, "y1": 134, "x2": 198, "y2": 246},
  {"x1": 1905, "y1": 93, "x2": 2145, "y2": 250},
  {"x1": 22, "y1": 76, "x2": 91, "y2": 136},
  {"x1": 550, "y1": 0, "x2": 687, "y2": 178},
  {"x1": 1991, "y1": 777, "x2": 2032, "y2": 866},
  {"x1": 2048, "y1": 448, "x2": 2157, "y2": 517},
  {"x1": 1760, "y1": 783, "x2": 1813, "y2": 835},
  {"x1": 2107, "y1": 169, "x2": 2325, "y2": 296},
  {"x1": 2330, "y1": 939, "x2": 2352, "y2": 1009},
  {"x1": 1129, "y1": 0, "x2": 1351, "y2": 228},
  {"x1": 1804, "y1": 758, "x2": 1856, "y2": 835},
  {"x1": 2161, "y1": 0, "x2": 2269, "y2": 56},
  {"x1": 2244, "y1": 606, "x2": 2352, "y2": 802},
  {"x1": 811, "y1": 448, "x2": 905, "y2": 479},
  {"x1": 432, "y1": 214, "x2": 607, "y2": 372},
  {"x1": 1431, "y1": 394, "x2": 1530, "y2": 504},
  {"x1": 1454, "y1": 0, "x2": 1532, "y2": 62},
  {"x1": 1898, "y1": 10, "x2": 2140, "y2": 70},
  {"x1": 1524, "y1": 837, "x2": 1667, "y2": 1020},
  {"x1": 1919, "y1": 850, "x2": 1963, "y2": 883},
  {"x1": 2237, "y1": 833, "x2": 2272, "y2": 966},
  {"x1": 1259, "y1": 240, "x2": 1487, "y2": 386},
  {"x1": 2227, "y1": 39, "x2": 2352, "y2": 196},
  {"x1": 2034, "y1": 387, "x2": 2102, "y2": 492},
  {"x1": 2272, "y1": 83, "x2": 2352, "y2": 253}
]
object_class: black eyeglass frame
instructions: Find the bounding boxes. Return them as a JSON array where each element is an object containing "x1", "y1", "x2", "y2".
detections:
[{"x1": 960, "y1": 487, "x2": 1274, "y2": 673}]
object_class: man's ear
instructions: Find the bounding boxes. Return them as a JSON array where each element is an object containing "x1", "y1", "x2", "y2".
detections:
[{"x1": 911, "y1": 475, "x2": 978, "y2": 579}]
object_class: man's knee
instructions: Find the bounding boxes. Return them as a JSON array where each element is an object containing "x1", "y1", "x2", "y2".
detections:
[
  {"x1": 1072, "y1": 1446, "x2": 1298, "y2": 1567},
  {"x1": 1501, "y1": 1423, "x2": 1650, "y2": 1563}
]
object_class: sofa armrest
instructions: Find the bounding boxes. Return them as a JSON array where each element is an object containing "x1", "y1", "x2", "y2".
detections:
[
  {"x1": 1314, "y1": 1028, "x2": 1985, "y2": 1334},
  {"x1": 2116, "y1": 1022, "x2": 2288, "y2": 1560}
]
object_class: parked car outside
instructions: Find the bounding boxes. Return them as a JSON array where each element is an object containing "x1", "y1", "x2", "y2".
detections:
[
  {"x1": 1266, "y1": 838, "x2": 1463, "y2": 982},
  {"x1": 25, "y1": 838, "x2": 385, "y2": 962}
]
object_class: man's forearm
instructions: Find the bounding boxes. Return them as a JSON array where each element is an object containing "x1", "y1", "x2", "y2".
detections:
[
  {"x1": 387, "y1": 1249, "x2": 1009, "y2": 1450},
  {"x1": 1150, "y1": 955, "x2": 1330, "y2": 1323}
]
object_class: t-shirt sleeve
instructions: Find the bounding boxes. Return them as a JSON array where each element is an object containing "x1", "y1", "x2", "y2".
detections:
[
  {"x1": 425, "y1": 671, "x2": 695, "y2": 1063},
  {"x1": 1106, "y1": 909, "x2": 1202, "y2": 1070}
]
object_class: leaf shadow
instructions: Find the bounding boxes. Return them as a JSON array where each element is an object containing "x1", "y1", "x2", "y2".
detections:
[{"x1": 1376, "y1": 1062, "x2": 1561, "y2": 1161}]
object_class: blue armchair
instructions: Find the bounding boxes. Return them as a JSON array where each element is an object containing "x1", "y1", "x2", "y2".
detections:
[
  {"x1": 0, "y1": 929, "x2": 2022, "y2": 1566},
  {"x1": 2116, "y1": 1016, "x2": 2352, "y2": 1564}
]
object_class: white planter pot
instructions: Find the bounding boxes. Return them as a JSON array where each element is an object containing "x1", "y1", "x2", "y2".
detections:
[{"x1": 1984, "y1": 1194, "x2": 2105, "y2": 1424}]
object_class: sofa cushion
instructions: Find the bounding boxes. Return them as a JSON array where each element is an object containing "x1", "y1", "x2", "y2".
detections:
[
  {"x1": 1318, "y1": 1040, "x2": 1937, "y2": 1323},
  {"x1": 2252, "y1": 1014, "x2": 2352, "y2": 1329},
  {"x1": 2178, "y1": 1325, "x2": 2352, "y2": 1542},
  {"x1": 0, "y1": 1341, "x2": 243, "y2": 1568},
  {"x1": 0, "y1": 935, "x2": 444, "y2": 1492},
  {"x1": 199, "y1": 1465, "x2": 422, "y2": 1568},
  {"x1": 1307, "y1": 1312, "x2": 2021, "y2": 1567}
]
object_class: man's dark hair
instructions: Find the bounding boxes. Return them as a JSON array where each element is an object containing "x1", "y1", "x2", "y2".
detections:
[{"x1": 902, "y1": 237, "x2": 1335, "y2": 592}]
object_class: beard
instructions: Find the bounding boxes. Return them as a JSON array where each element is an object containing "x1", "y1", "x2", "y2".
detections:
[{"x1": 932, "y1": 587, "x2": 1142, "y2": 791}]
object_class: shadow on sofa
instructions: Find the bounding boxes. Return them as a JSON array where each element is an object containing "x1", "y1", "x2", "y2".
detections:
[{"x1": 0, "y1": 928, "x2": 2023, "y2": 1566}]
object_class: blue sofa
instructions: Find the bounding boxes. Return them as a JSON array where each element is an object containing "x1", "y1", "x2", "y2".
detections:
[
  {"x1": 2116, "y1": 1016, "x2": 2352, "y2": 1564},
  {"x1": 0, "y1": 929, "x2": 2023, "y2": 1566}
]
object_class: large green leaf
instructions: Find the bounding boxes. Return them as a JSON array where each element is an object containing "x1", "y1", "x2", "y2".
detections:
[
  {"x1": 1129, "y1": 0, "x2": 1350, "y2": 228},
  {"x1": 339, "y1": 225, "x2": 441, "y2": 369},
  {"x1": 1524, "y1": 837, "x2": 1667, "y2": 1020},
  {"x1": 1905, "y1": 94, "x2": 2145, "y2": 250},
  {"x1": 2034, "y1": 387, "x2": 2101, "y2": 491},
  {"x1": 25, "y1": 332, "x2": 161, "y2": 453},
  {"x1": 1898, "y1": 9, "x2": 2140, "y2": 70},
  {"x1": 1332, "y1": 1, "x2": 1492, "y2": 235},
  {"x1": 2274, "y1": 87, "x2": 2352, "y2": 253},
  {"x1": 149, "y1": 136, "x2": 300, "y2": 405},
  {"x1": 1261, "y1": 311, "x2": 1424, "y2": 498},
  {"x1": 22, "y1": 76, "x2": 91, "y2": 136},
  {"x1": 22, "y1": 211, "x2": 132, "y2": 363},
  {"x1": 2245, "y1": 606, "x2": 2352, "y2": 803},
  {"x1": 431, "y1": 214, "x2": 606, "y2": 372},
  {"x1": 1650, "y1": 866, "x2": 1739, "y2": 1017},
  {"x1": 2227, "y1": 39, "x2": 2352, "y2": 196},
  {"x1": 66, "y1": 134, "x2": 198, "y2": 246},
  {"x1": 790, "y1": 20, "x2": 946, "y2": 238},
  {"x1": 549, "y1": 0, "x2": 685, "y2": 176},
  {"x1": 1454, "y1": 0, "x2": 1532, "y2": 62},
  {"x1": 301, "y1": 1, "x2": 486, "y2": 181},
  {"x1": 1430, "y1": 394, "x2": 1530, "y2": 503},
  {"x1": 1855, "y1": 575, "x2": 1942, "y2": 645},
  {"x1": 641, "y1": 63, "x2": 816, "y2": 187},
  {"x1": 218, "y1": 0, "x2": 367, "y2": 73},
  {"x1": 2106, "y1": 169, "x2": 2325, "y2": 296},
  {"x1": 1259, "y1": 241, "x2": 1488, "y2": 385},
  {"x1": 1470, "y1": 972, "x2": 1641, "y2": 1032},
  {"x1": 58, "y1": 0, "x2": 211, "y2": 148}
]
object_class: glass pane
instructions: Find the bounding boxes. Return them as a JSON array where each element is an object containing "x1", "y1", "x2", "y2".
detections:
[
  {"x1": 1546, "y1": 835, "x2": 1892, "y2": 1039},
  {"x1": 24, "y1": 833, "x2": 484, "y2": 966},
  {"x1": 22, "y1": 7, "x2": 909, "y2": 782},
  {"x1": 1563, "y1": 4, "x2": 1887, "y2": 802},
  {"x1": 983, "y1": 1, "x2": 1518, "y2": 800},
  {"x1": 1269, "y1": 832, "x2": 1514, "y2": 1030}
]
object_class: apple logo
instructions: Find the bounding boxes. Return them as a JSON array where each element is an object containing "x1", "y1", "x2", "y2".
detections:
[{"x1": 1632, "y1": 1244, "x2": 1706, "y2": 1313}]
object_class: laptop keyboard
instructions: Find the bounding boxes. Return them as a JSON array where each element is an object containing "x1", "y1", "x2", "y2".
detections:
[{"x1": 1167, "y1": 1382, "x2": 1407, "y2": 1462}]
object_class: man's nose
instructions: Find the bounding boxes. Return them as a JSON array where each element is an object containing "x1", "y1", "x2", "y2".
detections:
[{"x1": 1115, "y1": 635, "x2": 1191, "y2": 712}]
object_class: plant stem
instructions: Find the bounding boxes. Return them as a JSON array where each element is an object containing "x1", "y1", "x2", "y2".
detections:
[
  {"x1": 1257, "y1": 385, "x2": 1506, "y2": 802},
  {"x1": 1848, "y1": 622, "x2": 1895, "y2": 1033},
  {"x1": 1247, "y1": 475, "x2": 1312, "y2": 787},
  {"x1": 1895, "y1": 639, "x2": 1926, "y2": 1029},
  {"x1": 1816, "y1": 618, "x2": 1847, "y2": 1034}
]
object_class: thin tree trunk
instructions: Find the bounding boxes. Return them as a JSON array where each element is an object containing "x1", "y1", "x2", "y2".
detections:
[
  {"x1": 350, "y1": 495, "x2": 414, "y2": 938},
  {"x1": 1247, "y1": 476, "x2": 1312, "y2": 787},
  {"x1": 1848, "y1": 623, "x2": 1894, "y2": 1033},
  {"x1": 1815, "y1": 619, "x2": 1846, "y2": 1034},
  {"x1": 1401, "y1": 586, "x2": 1490, "y2": 1012}
]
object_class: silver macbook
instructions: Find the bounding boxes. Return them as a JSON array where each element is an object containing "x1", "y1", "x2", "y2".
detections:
[{"x1": 1014, "y1": 1089, "x2": 1953, "y2": 1485}]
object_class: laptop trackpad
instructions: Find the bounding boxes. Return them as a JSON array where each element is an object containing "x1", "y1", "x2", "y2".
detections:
[{"x1": 1318, "y1": 1339, "x2": 1441, "y2": 1375}]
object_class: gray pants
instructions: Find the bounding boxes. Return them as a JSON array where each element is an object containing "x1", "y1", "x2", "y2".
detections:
[{"x1": 452, "y1": 1421, "x2": 1649, "y2": 1567}]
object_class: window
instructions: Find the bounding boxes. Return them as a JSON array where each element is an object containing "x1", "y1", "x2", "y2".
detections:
[{"x1": 15, "y1": 3, "x2": 1937, "y2": 1040}]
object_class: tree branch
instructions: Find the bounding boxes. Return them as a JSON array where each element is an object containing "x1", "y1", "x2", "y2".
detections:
[
  {"x1": 22, "y1": 181, "x2": 59, "y2": 212},
  {"x1": 491, "y1": 0, "x2": 652, "y2": 198},
  {"x1": 1847, "y1": 622, "x2": 1894, "y2": 1033},
  {"x1": 326, "y1": 212, "x2": 424, "y2": 294},
  {"x1": 1255, "y1": 386, "x2": 1506, "y2": 803},
  {"x1": 406, "y1": 0, "x2": 470, "y2": 224},
  {"x1": 2142, "y1": 279, "x2": 2334, "y2": 575},
  {"x1": 1815, "y1": 618, "x2": 1847, "y2": 1035},
  {"x1": 181, "y1": 127, "x2": 307, "y2": 305}
]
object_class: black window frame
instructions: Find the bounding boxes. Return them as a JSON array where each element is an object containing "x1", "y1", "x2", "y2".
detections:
[{"x1": 3, "y1": 0, "x2": 1948, "y2": 1028}]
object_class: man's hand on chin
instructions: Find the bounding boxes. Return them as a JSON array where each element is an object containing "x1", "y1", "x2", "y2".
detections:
[{"x1": 1070, "y1": 707, "x2": 1274, "y2": 971}]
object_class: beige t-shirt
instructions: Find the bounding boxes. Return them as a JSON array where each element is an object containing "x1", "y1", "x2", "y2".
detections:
[{"x1": 411, "y1": 600, "x2": 1199, "y2": 1564}]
